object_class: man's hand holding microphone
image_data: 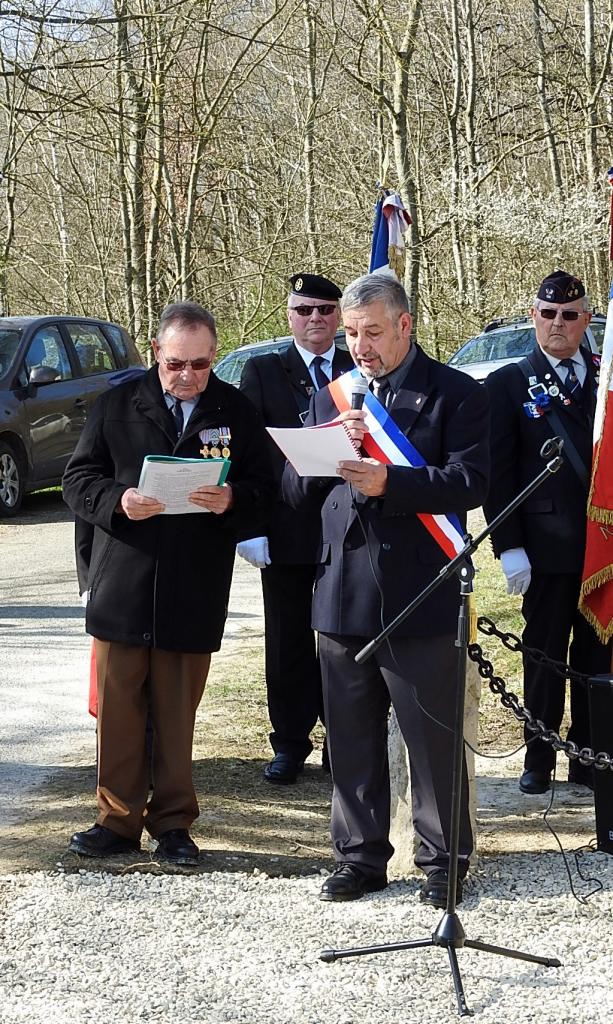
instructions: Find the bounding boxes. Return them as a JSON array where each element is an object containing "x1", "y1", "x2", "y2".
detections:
[{"x1": 337, "y1": 375, "x2": 387, "y2": 497}]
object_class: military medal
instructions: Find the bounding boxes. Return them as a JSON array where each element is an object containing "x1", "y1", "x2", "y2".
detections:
[
  {"x1": 199, "y1": 427, "x2": 220, "y2": 457},
  {"x1": 548, "y1": 385, "x2": 559, "y2": 397},
  {"x1": 220, "y1": 427, "x2": 232, "y2": 459},
  {"x1": 199, "y1": 427, "x2": 231, "y2": 459}
]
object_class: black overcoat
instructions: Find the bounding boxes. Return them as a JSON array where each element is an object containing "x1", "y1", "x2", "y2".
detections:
[
  {"x1": 62, "y1": 366, "x2": 275, "y2": 652},
  {"x1": 239, "y1": 342, "x2": 354, "y2": 563},
  {"x1": 483, "y1": 344, "x2": 599, "y2": 573},
  {"x1": 282, "y1": 345, "x2": 490, "y2": 637}
]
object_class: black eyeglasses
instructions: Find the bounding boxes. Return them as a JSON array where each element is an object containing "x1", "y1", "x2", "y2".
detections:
[
  {"x1": 158, "y1": 350, "x2": 212, "y2": 371},
  {"x1": 538, "y1": 307, "x2": 583, "y2": 322},
  {"x1": 289, "y1": 304, "x2": 337, "y2": 317}
]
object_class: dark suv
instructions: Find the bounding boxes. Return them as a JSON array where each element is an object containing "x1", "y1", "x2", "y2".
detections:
[{"x1": 0, "y1": 315, "x2": 143, "y2": 515}]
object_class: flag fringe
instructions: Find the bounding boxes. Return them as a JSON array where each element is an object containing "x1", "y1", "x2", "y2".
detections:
[
  {"x1": 387, "y1": 244, "x2": 405, "y2": 279},
  {"x1": 587, "y1": 505, "x2": 613, "y2": 526},
  {"x1": 578, "y1": 602, "x2": 613, "y2": 644},
  {"x1": 580, "y1": 565, "x2": 613, "y2": 643}
]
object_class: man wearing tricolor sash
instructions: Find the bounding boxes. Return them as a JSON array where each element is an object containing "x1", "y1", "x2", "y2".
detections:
[{"x1": 283, "y1": 274, "x2": 490, "y2": 907}]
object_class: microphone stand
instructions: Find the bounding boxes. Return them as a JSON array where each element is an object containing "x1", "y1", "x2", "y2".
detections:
[{"x1": 320, "y1": 438, "x2": 566, "y2": 1016}]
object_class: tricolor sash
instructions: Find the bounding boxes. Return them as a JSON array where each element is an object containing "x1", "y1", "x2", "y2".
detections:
[{"x1": 328, "y1": 369, "x2": 465, "y2": 560}]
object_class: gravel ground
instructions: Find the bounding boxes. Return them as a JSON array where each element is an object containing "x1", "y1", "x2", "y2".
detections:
[
  {"x1": 1, "y1": 852, "x2": 613, "y2": 1024},
  {"x1": 2, "y1": 497, "x2": 612, "y2": 1022}
]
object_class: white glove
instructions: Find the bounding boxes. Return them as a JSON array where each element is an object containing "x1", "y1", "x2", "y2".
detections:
[
  {"x1": 236, "y1": 537, "x2": 271, "y2": 568},
  {"x1": 500, "y1": 547, "x2": 532, "y2": 596}
]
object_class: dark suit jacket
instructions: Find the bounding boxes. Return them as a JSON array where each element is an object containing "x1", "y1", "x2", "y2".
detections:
[
  {"x1": 239, "y1": 342, "x2": 354, "y2": 563},
  {"x1": 483, "y1": 344, "x2": 599, "y2": 574},
  {"x1": 282, "y1": 344, "x2": 490, "y2": 637},
  {"x1": 62, "y1": 367, "x2": 275, "y2": 652}
]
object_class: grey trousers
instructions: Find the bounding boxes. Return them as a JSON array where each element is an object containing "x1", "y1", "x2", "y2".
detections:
[{"x1": 319, "y1": 632, "x2": 473, "y2": 877}]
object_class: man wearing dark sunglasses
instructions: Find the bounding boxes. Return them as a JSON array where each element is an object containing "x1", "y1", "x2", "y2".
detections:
[
  {"x1": 238, "y1": 273, "x2": 354, "y2": 784},
  {"x1": 62, "y1": 301, "x2": 275, "y2": 866},
  {"x1": 484, "y1": 269, "x2": 611, "y2": 796}
]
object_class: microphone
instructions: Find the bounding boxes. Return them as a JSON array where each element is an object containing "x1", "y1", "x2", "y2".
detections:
[{"x1": 351, "y1": 377, "x2": 369, "y2": 410}]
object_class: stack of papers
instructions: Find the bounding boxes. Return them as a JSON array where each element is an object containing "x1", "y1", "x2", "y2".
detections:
[
  {"x1": 267, "y1": 421, "x2": 362, "y2": 476},
  {"x1": 137, "y1": 455, "x2": 230, "y2": 514}
]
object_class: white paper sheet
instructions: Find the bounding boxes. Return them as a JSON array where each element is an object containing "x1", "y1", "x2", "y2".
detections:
[
  {"x1": 267, "y1": 421, "x2": 362, "y2": 476},
  {"x1": 137, "y1": 457, "x2": 229, "y2": 514}
]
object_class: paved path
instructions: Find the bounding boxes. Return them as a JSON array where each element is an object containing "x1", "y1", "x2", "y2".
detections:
[
  {"x1": 0, "y1": 492, "x2": 264, "y2": 833},
  {"x1": 0, "y1": 494, "x2": 599, "y2": 856}
]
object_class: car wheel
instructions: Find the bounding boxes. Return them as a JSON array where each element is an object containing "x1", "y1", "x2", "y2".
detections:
[{"x1": 0, "y1": 441, "x2": 25, "y2": 516}]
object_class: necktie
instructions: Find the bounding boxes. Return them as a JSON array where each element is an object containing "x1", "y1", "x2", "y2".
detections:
[
  {"x1": 169, "y1": 395, "x2": 184, "y2": 437},
  {"x1": 373, "y1": 378, "x2": 392, "y2": 409},
  {"x1": 559, "y1": 358, "x2": 580, "y2": 397},
  {"x1": 311, "y1": 356, "x2": 330, "y2": 391}
]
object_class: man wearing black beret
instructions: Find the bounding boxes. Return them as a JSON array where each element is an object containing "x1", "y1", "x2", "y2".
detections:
[
  {"x1": 237, "y1": 273, "x2": 354, "y2": 783},
  {"x1": 484, "y1": 270, "x2": 612, "y2": 795}
]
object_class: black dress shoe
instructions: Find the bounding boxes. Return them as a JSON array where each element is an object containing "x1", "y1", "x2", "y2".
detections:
[
  {"x1": 319, "y1": 864, "x2": 388, "y2": 902},
  {"x1": 69, "y1": 824, "x2": 140, "y2": 858},
  {"x1": 420, "y1": 869, "x2": 463, "y2": 909},
  {"x1": 519, "y1": 769, "x2": 552, "y2": 794},
  {"x1": 568, "y1": 763, "x2": 595, "y2": 790},
  {"x1": 263, "y1": 753, "x2": 304, "y2": 784},
  {"x1": 156, "y1": 829, "x2": 200, "y2": 866}
]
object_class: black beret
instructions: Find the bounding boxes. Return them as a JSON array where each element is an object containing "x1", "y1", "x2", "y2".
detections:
[
  {"x1": 289, "y1": 273, "x2": 342, "y2": 300},
  {"x1": 537, "y1": 269, "x2": 585, "y2": 304}
]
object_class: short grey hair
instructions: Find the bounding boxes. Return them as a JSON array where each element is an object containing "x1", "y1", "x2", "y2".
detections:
[
  {"x1": 341, "y1": 273, "x2": 411, "y2": 316},
  {"x1": 533, "y1": 295, "x2": 590, "y2": 312},
  {"x1": 157, "y1": 301, "x2": 217, "y2": 343}
]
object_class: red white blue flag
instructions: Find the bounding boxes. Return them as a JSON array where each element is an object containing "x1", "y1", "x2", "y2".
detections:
[
  {"x1": 580, "y1": 270, "x2": 613, "y2": 643},
  {"x1": 369, "y1": 190, "x2": 411, "y2": 279}
]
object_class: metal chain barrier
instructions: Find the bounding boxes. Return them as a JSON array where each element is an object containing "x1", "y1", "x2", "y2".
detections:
[{"x1": 468, "y1": 615, "x2": 613, "y2": 773}]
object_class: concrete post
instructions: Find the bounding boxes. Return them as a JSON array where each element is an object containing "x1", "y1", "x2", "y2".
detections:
[{"x1": 387, "y1": 657, "x2": 481, "y2": 877}]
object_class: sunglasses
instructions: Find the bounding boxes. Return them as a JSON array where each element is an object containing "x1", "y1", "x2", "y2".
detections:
[
  {"x1": 289, "y1": 304, "x2": 337, "y2": 317},
  {"x1": 158, "y1": 349, "x2": 212, "y2": 371},
  {"x1": 538, "y1": 307, "x2": 583, "y2": 321}
]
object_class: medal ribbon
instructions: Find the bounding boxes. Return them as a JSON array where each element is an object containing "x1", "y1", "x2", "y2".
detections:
[{"x1": 328, "y1": 369, "x2": 466, "y2": 559}]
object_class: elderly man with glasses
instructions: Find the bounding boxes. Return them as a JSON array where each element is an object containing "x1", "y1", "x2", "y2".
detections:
[
  {"x1": 484, "y1": 269, "x2": 611, "y2": 796},
  {"x1": 62, "y1": 301, "x2": 275, "y2": 865},
  {"x1": 237, "y1": 273, "x2": 354, "y2": 784}
]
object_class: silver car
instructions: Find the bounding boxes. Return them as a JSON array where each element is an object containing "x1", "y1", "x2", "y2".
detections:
[
  {"x1": 214, "y1": 331, "x2": 347, "y2": 386},
  {"x1": 448, "y1": 314, "x2": 606, "y2": 383}
]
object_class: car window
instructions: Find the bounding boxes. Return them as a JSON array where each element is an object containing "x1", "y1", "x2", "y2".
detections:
[
  {"x1": 0, "y1": 328, "x2": 22, "y2": 378},
  {"x1": 25, "y1": 326, "x2": 73, "y2": 381},
  {"x1": 215, "y1": 343, "x2": 291, "y2": 385},
  {"x1": 215, "y1": 354, "x2": 240, "y2": 384},
  {"x1": 65, "y1": 323, "x2": 117, "y2": 376},
  {"x1": 589, "y1": 320, "x2": 605, "y2": 353},
  {"x1": 103, "y1": 323, "x2": 129, "y2": 360},
  {"x1": 451, "y1": 328, "x2": 537, "y2": 366}
]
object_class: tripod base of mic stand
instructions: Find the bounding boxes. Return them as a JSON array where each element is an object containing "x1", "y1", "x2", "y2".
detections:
[{"x1": 320, "y1": 910, "x2": 561, "y2": 1017}]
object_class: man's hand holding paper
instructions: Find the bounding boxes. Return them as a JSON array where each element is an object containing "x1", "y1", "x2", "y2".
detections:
[
  {"x1": 337, "y1": 458, "x2": 387, "y2": 496},
  {"x1": 188, "y1": 482, "x2": 234, "y2": 515},
  {"x1": 120, "y1": 487, "x2": 166, "y2": 520}
]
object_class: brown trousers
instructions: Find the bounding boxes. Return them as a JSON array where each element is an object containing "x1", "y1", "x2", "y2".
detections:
[{"x1": 94, "y1": 640, "x2": 210, "y2": 841}]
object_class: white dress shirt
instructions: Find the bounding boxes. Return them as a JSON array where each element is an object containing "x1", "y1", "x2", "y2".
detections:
[{"x1": 294, "y1": 341, "x2": 336, "y2": 389}]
